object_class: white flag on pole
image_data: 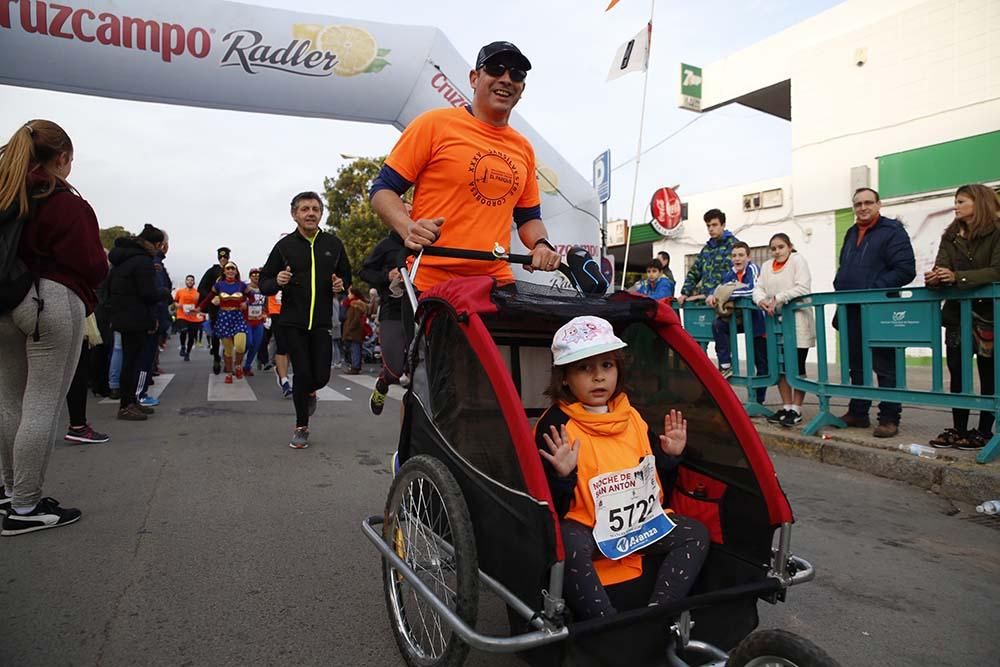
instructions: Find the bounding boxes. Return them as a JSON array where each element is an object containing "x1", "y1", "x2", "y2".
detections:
[{"x1": 607, "y1": 23, "x2": 651, "y2": 81}]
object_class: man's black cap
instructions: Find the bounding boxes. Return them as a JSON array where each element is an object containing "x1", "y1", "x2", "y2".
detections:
[
  {"x1": 217, "y1": 247, "x2": 231, "y2": 257},
  {"x1": 475, "y1": 41, "x2": 531, "y2": 71}
]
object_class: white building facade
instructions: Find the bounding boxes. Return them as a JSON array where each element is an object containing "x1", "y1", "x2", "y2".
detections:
[{"x1": 632, "y1": 0, "x2": 1000, "y2": 360}]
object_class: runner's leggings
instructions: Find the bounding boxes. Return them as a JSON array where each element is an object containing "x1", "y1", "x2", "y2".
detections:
[
  {"x1": 561, "y1": 515, "x2": 708, "y2": 619},
  {"x1": 179, "y1": 322, "x2": 201, "y2": 354},
  {"x1": 280, "y1": 325, "x2": 332, "y2": 428},
  {"x1": 65, "y1": 341, "x2": 90, "y2": 426}
]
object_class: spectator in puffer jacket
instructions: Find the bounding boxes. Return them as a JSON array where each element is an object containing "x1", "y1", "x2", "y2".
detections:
[
  {"x1": 833, "y1": 187, "x2": 916, "y2": 439},
  {"x1": 678, "y1": 208, "x2": 738, "y2": 303}
]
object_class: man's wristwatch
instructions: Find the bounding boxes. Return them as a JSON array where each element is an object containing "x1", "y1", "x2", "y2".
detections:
[{"x1": 533, "y1": 238, "x2": 556, "y2": 252}]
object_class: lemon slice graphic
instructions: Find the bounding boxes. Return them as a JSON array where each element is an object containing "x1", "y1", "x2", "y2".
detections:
[
  {"x1": 537, "y1": 165, "x2": 560, "y2": 195},
  {"x1": 317, "y1": 25, "x2": 379, "y2": 77},
  {"x1": 291, "y1": 23, "x2": 323, "y2": 46}
]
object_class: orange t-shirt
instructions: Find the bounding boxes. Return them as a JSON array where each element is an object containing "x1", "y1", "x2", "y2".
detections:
[
  {"x1": 174, "y1": 287, "x2": 201, "y2": 323},
  {"x1": 385, "y1": 107, "x2": 542, "y2": 291}
]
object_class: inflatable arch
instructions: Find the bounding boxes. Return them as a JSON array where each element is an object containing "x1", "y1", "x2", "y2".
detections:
[{"x1": 0, "y1": 0, "x2": 601, "y2": 280}]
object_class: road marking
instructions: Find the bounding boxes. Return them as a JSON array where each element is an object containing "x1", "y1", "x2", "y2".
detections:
[
  {"x1": 207, "y1": 374, "x2": 258, "y2": 401},
  {"x1": 337, "y1": 373, "x2": 406, "y2": 400},
  {"x1": 315, "y1": 386, "x2": 350, "y2": 401},
  {"x1": 101, "y1": 374, "x2": 175, "y2": 404}
]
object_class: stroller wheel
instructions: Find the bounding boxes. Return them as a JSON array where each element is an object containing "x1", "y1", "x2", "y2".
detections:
[
  {"x1": 383, "y1": 455, "x2": 479, "y2": 667},
  {"x1": 726, "y1": 629, "x2": 841, "y2": 667}
]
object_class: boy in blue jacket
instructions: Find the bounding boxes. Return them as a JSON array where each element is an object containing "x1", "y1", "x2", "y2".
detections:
[
  {"x1": 634, "y1": 260, "x2": 675, "y2": 300},
  {"x1": 706, "y1": 242, "x2": 768, "y2": 403}
]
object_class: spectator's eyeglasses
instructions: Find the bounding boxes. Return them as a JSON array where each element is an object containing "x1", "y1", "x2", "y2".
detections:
[{"x1": 482, "y1": 61, "x2": 527, "y2": 83}]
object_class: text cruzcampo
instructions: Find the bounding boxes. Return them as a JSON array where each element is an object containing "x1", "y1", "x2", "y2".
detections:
[{"x1": 1, "y1": 0, "x2": 211, "y2": 62}]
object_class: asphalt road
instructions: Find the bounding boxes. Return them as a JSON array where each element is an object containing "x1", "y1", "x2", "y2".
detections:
[{"x1": 3, "y1": 347, "x2": 998, "y2": 667}]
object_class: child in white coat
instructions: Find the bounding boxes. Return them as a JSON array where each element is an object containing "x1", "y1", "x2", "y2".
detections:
[{"x1": 752, "y1": 233, "x2": 815, "y2": 426}]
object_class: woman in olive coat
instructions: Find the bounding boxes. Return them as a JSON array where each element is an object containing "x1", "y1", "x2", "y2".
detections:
[{"x1": 925, "y1": 184, "x2": 1000, "y2": 450}]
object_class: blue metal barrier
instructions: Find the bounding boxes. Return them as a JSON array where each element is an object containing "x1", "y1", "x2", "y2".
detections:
[
  {"x1": 679, "y1": 299, "x2": 779, "y2": 417},
  {"x1": 779, "y1": 286, "x2": 1000, "y2": 464}
]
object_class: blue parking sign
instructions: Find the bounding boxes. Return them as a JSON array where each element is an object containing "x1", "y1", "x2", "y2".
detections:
[{"x1": 593, "y1": 150, "x2": 610, "y2": 203}]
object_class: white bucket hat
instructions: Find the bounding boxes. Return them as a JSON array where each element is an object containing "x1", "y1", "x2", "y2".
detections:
[{"x1": 551, "y1": 316, "x2": 627, "y2": 366}]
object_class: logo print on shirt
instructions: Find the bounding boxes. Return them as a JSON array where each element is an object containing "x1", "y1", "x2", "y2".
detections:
[{"x1": 468, "y1": 150, "x2": 520, "y2": 207}]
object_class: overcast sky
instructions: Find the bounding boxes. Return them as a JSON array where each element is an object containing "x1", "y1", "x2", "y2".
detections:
[{"x1": 1, "y1": 0, "x2": 841, "y2": 282}]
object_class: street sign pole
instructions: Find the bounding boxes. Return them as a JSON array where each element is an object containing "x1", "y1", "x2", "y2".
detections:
[{"x1": 593, "y1": 149, "x2": 611, "y2": 260}]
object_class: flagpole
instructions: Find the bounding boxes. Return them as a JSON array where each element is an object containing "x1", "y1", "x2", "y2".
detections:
[{"x1": 620, "y1": 1, "x2": 655, "y2": 290}]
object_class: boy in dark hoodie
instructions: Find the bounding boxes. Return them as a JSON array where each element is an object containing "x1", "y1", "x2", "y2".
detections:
[{"x1": 107, "y1": 231, "x2": 170, "y2": 420}]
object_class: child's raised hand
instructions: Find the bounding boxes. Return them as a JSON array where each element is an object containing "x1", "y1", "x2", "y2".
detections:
[
  {"x1": 540, "y1": 424, "x2": 580, "y2": 478},
  {"x1": 659, "y1": 409, "x2": 687, "y2": 456}
]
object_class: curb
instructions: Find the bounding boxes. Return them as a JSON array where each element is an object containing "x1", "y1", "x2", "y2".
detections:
[{"x1": 758, "y1": 427, "x2": 1000, "y2": 504}]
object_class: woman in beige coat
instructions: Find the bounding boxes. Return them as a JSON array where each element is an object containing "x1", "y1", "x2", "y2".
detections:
[{"x1": 752, "y1": 233, "x2": 815, "y2": 427}]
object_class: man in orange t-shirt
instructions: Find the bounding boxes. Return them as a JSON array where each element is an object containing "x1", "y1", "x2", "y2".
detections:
[
  {"x1": 370, "y1": 41, "x2": 562, "y2": 291},
  {"x1": 173, "y1": 275, "x2": 202, "y2": 361}
]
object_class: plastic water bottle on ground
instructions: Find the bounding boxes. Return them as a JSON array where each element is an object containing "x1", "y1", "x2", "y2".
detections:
[
  {"x1": 897, "y1": 443, "x2": 937, "y2": 459},
  {"x1": 976, "y1": 501, "x2": 1000, "y2": 515}
]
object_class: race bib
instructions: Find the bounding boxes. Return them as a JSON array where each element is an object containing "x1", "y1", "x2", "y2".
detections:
[
  {"x1": 248, "y1": 305, "x2": 263, "y2": 318},
  {"x1": 589, "y1": 455, "x2": 676, "y2": 560},
  {"x1": 182, "y1": 304, "x2": 194, "y2": 313}
]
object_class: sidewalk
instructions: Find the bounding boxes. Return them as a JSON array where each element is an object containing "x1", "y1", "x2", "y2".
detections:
[{"x1": 743, "y1": 363, "x2": 1000, "y2": 505}]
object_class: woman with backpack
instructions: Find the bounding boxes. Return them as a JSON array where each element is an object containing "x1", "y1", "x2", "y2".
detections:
[{"x1": 0, "y1": 120, "x2": 108, "y2": 536}]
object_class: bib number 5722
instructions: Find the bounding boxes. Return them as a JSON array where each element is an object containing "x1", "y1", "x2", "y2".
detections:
[{"x1": 608, "y1": 494, "x2": 657, "y2": 531}]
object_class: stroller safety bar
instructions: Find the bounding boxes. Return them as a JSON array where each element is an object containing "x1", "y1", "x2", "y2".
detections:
[
  {"x1": 787, "y1": 555, "x2": 815, "y2": 585},
  {"x1": 362, "y1": 516, "x2": 570, "y2": 652}
]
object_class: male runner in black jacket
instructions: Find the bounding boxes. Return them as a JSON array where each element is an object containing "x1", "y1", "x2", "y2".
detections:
[{"x1": 260, "y1": 191, "x2": 351, "y2": 449}]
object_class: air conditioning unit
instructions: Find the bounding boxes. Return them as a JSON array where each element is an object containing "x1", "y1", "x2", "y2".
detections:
[{"x1": 761, "y1": 188, "x2": 783, "y2": 209}]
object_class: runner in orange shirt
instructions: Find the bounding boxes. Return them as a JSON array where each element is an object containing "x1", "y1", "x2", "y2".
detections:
[
  {"x1": 173, "y1": 274, "x2": 202, "y2": 361},
  {"x1": 370, "y1": 41, "x2": 562, "y2": 291},
  {"x1": 265, "y1": 291, "x2": 291, "y2": 398}
]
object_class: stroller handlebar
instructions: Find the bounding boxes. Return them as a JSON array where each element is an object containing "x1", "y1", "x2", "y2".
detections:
[
  {"x1": 395, "y1": 245, "x2": 537, "y2": 269},
  {"x1": 395, "y1": 245, "x2": 576, "y2": 311}
]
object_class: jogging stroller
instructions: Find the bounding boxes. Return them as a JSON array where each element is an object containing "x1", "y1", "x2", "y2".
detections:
[{"x1": 362, "y1": 247, "x2": 836, "y2": 667}]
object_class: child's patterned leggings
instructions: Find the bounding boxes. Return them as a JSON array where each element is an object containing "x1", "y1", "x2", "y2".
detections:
[{"x1": 561, "y1": 515, "x2": 709, "y2": 619}]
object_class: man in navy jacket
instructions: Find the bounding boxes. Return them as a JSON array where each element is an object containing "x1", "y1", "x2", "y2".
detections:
[{"x1": 834, "y1": 188, "x2": 916, "y2": 438}]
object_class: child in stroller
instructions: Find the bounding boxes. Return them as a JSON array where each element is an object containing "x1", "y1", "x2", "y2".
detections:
[{"x1": 536, "y1": 315, "x2": 708, "y2": 620}]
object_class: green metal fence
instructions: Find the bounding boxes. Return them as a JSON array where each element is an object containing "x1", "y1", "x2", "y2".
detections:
[
  {"x1": 780, "y1": 286, "x2": 1000, "y2": 464},
  {"x1": 678, "y1": 299, "x2": 778, "y2": 418},
  {"x1": 678, "y1": 287, "x2": 1000, "y2": 465}
]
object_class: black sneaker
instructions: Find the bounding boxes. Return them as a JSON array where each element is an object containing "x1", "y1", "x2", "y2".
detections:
[
  {"x1": 767, "y1": 409, "x2": 788, "y2": 425},
  {"x1": 64, "y1": 424, "x2": 111, "y2": 444},
  {"x1": 1, "y1": 497, "x2": 81, "y2": 536},
  {"x1": 781, "y1": 410, "x2": 803, "y2": 427},
  {"x1": 369, "y1": 382, "x2": 388, "y2": 416}
]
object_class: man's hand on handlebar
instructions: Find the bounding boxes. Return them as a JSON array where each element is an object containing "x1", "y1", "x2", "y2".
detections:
[
  {"x1": 526, "y1": 244, "x2": 562, "y2": 273},
  {"x1": 404, "y1": 218, "x2": 444, "y2": 251}
]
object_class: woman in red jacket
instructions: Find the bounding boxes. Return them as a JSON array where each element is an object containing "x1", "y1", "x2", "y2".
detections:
[{"x1": 0, "y1": 120, "x2": 108, "y2": 537}]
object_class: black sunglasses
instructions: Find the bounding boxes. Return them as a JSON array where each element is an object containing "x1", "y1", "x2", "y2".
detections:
[{"x1": 482, "y1": 61, "x2": 527, "y2": 83}]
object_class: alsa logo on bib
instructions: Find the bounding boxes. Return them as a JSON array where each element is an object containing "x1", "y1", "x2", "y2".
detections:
[
  {"x1": 615, "y1": 526, "x2": 660, "y2": 554},
  {"x1": 1, "y1": 0, "x2": 211, "y2": 62}
]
